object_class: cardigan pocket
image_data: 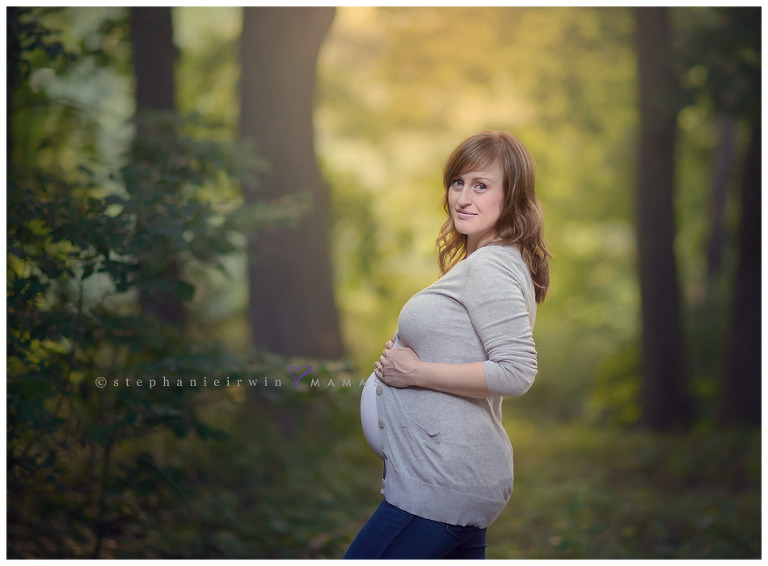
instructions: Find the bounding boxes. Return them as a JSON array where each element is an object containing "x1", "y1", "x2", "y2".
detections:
[
  {"x1": 391, "y1": 386, "x2": 443, "y2": 443},
  {"x1": 405, "y1": 395, "x2": 442, "y2": 442},
  {"x1": 407, "y1": 415, "x2": 440, "y2": 437}
]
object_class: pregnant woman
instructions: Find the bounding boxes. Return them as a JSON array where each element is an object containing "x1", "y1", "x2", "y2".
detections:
[{"x1": 344, "y1": 130, "x2": 551, "y2": 559}]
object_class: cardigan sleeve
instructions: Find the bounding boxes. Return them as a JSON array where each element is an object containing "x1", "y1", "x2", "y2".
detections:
[{"x1": 462, "y1": 249, "x2": 538, "y2": 397}]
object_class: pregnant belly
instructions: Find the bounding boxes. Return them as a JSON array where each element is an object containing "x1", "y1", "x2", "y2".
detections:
[{"x1": 360, "y1": 372, "x2": 384, "y2": 459}]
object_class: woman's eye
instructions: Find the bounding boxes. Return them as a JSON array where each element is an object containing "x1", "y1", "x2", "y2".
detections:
[
  {"x1": 451, "y1": 179, "x2": 463, "y2": 188},
  {"x1": 476, "y1": 183, "x2": 487, "y2": 190}
]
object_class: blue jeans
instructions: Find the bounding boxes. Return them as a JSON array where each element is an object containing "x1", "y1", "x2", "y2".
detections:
[{"x1": 343, "y1": 499, "x2": 488, "y2": 559}]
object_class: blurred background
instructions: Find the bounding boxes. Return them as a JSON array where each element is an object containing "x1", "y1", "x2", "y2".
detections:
[{"x1": 6, "y1": 6, "x2": 760, "y2": 559}]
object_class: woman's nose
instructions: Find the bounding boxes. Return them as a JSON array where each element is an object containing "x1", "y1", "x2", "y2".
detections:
[{"x1": 457, "y1": 188, "x2": 472, "y2": 206}]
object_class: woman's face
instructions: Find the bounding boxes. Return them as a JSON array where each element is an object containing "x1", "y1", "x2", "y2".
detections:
[{"x1": 448, "y1": 160, "x2": 506, "y2": 250}]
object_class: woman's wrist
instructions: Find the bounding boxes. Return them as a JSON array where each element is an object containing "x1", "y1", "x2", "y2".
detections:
[{"x1": 412, "y1": 360, "x2": 428, "y2": 388}]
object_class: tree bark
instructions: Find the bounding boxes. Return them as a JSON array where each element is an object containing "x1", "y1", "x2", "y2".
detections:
[
  {"x1": 704, "y1": 116, "x2": 736, "y2": 298},
  {"x1": 239, "y1": 7, "x2": 343, "y2": 358},
  {"x1": 131, "y1": 8, "x2": 176, "y2": 111},
  {"x1": 635, "y1": 7, "x2": 693, "y2": 430},
  {"x1": 7, "y1": 8, "x2": 20, "y2": 164},
  {"x1": 130, "y1": 7, "x2": 186, "y2": 326},
  {"x1": 718, "y1": 122, "x2": 761, "y2": 426}
]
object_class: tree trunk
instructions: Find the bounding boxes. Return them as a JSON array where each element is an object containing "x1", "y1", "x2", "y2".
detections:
[
  {"x1": 131, "y1": 8, "x2": 176, "y2": 111},
  {"x1": 718, "y1": 122, "x2": 761, "y2": 426},
  {"x1": 239, "y1": 7, "x2": 344, "y2": 359},
  {"x1": 703, "y1": 116, "x2": 736, "y2": 299},
  {"x1": 634, "y1": 7, "x2": 693, "y2": 430},
  {"x1": 130, "y1": 7, "x2": 186, "y2": 326},
  {"x1": 7, "y1": 8, "x2": 20, "y2": 164}
]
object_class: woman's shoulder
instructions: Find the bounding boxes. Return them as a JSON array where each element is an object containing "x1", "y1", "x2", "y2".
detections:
[
  {"x1": 464, "y1": 244, "x2": 534, "y2": 300},
  {"x1": 465, "y1": 243, "x2": 526, "y2": 275}
]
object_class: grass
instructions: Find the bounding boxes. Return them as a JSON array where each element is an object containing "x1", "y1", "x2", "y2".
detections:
[
  {"x1": 9, "y1": 386, "x2": 759, "y2": 559},
  {"x1": 484, "y1": 416, "x2": 760, "y2": 559},
  {"x1": 336, "y1": 410, "x2": 760, "y2": 559}
]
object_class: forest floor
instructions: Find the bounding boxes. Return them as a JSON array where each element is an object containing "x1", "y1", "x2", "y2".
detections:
[
  {"x1": 11, "y1": 390, "x2": 758, "y2": 559},
  {"x1": 336, "y1": 410, "x2": 761, "y2": 559},
  {"x1": 486, "y1": 416, "x2": 760, "y2": 558}
]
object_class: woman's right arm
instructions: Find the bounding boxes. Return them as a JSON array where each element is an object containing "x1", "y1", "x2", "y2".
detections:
[{"x1": 463, "y1": 252, "x2": 538, "y2": 398}]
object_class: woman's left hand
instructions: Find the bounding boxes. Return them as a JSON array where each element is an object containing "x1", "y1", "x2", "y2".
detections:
[{"x1": 374, "y1": 339, "x2": 422, "y2": 389}]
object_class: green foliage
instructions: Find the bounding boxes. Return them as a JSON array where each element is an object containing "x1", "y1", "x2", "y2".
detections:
[
  {"x1": 673, "y1": 7, "x2": 761, "y2": 119},
  {"x1": 318, "y1": 7, "x2": 641, "y2": 414},
  {"x1": 174, "y1": 7, "x2": 242, "y2": 137},
  {"x1": 491, "y1": 418, "x2": 760, "y2": 558},
  {"x1": 318, "y1": 6, "x2": 753, "y2": 427},
  {"x1": 113, "y1": 368, "x2": 376, "y2": 559},
  {"x1": 7, "y1": 6, "x2": 760, "y2": 559},
  {"x1": 6, "y1": 8, "x2": 306, "y2": 558},
  {"x1": 584, "y1": 343, "x2": 641, "y2": 425}
]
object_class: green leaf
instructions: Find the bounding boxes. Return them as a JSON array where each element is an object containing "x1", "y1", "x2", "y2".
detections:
[
  {"x1": 175, "y1": 280, "x2": 196, "y2": 301},
  {"x1": 7, "y1": 377, "x2": 53, "y2": 401}
]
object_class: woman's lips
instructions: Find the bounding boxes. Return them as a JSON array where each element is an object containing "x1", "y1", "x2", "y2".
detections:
[{"x1": 456, "y1": 210, "x2": 477, "y2": 220}]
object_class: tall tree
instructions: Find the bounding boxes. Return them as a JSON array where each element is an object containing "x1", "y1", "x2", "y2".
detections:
[
  {"x1": 130, "y1": 7, "x2": 186, "y2": 326},
  {"x1": 239, "y1": 7, "x2": 343, "y2": 358},
  {"x1": 131, "y1": 8, "x2": 175, "y2": 111},
  {"x1": 7, "y1": 8, "x2": 21, "y2": 162},
  {"x1": 710, "y1": 8, "x2": 762, "y2": 427},
  {"x1": 719, "y1": 123, "x2": 760, "y2": 426},
  {"x1": 703, "y1": 116, "x2": 736, "y2": 298},
  {"x1": 634, "y1": 7, "x2": 692, "y2": 430},
  {"x1": 676, "y1": 7, "x2": 761, "y2": 425}
]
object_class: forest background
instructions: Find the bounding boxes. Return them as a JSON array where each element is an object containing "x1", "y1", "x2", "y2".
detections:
[{"x1": 6, "y1": 6, "x2": 761, "y2": 559}]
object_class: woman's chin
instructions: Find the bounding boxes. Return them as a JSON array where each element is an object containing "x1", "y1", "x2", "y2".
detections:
[{"x1": 452, "y1": 223, "x2": 470, "y2": 236}]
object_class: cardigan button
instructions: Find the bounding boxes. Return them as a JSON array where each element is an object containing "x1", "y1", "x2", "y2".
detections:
[
  {"x1": 378, "y1": 419, "x2": 385, "y2": 429},
  {"x1": 376, "y1": 386, "x2": 383, "y2": 395}
]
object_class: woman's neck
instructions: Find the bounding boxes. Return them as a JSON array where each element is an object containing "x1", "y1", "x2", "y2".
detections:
[{"x1": 466, "y1": 232, "x2": 500, "y2": 256}]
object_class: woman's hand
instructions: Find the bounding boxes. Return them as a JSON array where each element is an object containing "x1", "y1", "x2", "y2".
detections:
[
  {"x1": 373, "y1": 334, "x2": 490, "y2": 398},
  {"x1": 374, "y1": 336, "x2": 422, "y2": 389}
]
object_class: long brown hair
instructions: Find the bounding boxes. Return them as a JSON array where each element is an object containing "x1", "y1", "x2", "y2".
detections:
[{"x1": 436, "y1": 130, "x2": 552, "y2": 303}]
